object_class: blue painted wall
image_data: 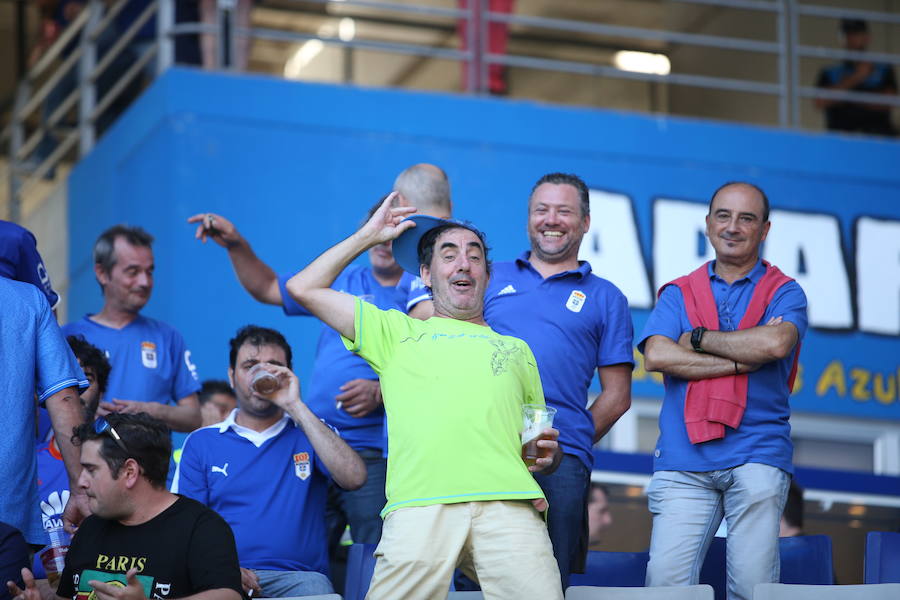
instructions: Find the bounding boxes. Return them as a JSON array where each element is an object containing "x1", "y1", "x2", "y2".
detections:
[{"x1": 67, "y1": 68, "x2": 900, "y2": 421}]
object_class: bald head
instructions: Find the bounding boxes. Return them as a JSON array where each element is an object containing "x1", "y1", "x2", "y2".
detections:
[{"x1": 393, "y1": 163, "x2": 452, "y2": 218}]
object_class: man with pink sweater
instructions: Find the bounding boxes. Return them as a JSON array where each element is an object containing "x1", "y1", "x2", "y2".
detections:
[{"x1": 638, "y1": 182, "x2": 808, "y2": 600}]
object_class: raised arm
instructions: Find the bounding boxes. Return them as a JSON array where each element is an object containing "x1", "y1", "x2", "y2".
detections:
[
  {"x1": 265, "y1": 365, "x2": 367, "y2": 490},
  {"x1": 188, "y1": 213, "x2": 282, "y2": 305},
  {"x1": 285, "y1": 193, "x2": 416, "y2": 342}
]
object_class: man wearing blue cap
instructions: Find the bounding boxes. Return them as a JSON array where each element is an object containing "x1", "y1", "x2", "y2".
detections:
[
  {"x1": 483, "y1": 173, "x2": 634, "y2": 587},
  {"x1": 285, "y1": 194, "x2": 565, "y2": 599}
]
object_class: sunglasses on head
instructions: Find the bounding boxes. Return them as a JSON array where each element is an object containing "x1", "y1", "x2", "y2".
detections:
[{"x1": 93, "y1": 416, "x2": 129, "y2": 454}]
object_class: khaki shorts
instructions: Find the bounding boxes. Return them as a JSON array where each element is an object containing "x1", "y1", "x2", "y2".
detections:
[{"x1": 366, "y1": 500, "x2": 562, "y2": 600}]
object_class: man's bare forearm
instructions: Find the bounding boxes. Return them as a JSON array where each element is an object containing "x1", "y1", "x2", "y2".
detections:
[
  {"x1": 155, "y1": 396, "x2": 202, "y2": 432},
  {"x1": 226, "y1": 239, "x2": 282, "y2": 305},
  {"x1": 644, "y1": 335, "x2": 747, "y2": 381},
  {"x1": 285, "y1": 401, "x2": 367, "y2": 490},
  {"x1": 590, "y1": 364, "x2": 632, "y2": 443},
  {"x1": 696, "y1": 322, "x2": 798, "y2": 365},
  {"x1": 45, "y1": 387, "x2": 86, "y2": 486}
]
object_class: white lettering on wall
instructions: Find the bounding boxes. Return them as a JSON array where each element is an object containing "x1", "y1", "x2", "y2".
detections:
[
  {"x1": 652, "y1": 199, "x2": 711, "y2": 293},
  {"x1": 580, "y1": 190, "x2": 652, "y2": 308},
  {"x1": 857, "y1": 217, "x2": 900, "y2": 335},
  {"x1": 764, "y1": 210, "x2": 852, "y2": 329}
]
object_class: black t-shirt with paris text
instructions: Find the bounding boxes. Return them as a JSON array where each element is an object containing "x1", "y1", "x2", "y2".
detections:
[{"x1": 56, "y1": 496, "x2": 243, "y2": 600}]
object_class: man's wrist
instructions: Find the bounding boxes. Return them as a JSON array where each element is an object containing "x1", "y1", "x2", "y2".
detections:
[{"x1": 690, "y1": 326, "x2": 708, "y2": 352}]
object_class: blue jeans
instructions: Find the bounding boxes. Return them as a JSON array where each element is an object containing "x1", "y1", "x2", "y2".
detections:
[
  {"x1": 534, "y1": 454, "x2": 591, "y2": 590},
  {"x1": 254, "y1": 569, "x2": 333, "y2": 597},
  {"x1": 0, "y1": 522, "x2": 28, "y2": 600},
  {"x1": 645, "y1": 463, "x2": 790, "y2": 600},
  {"x1": 326, "y1": 451, "x2": 386, "y2": 593}
]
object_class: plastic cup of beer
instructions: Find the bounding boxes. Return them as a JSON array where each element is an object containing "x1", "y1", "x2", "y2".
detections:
[
  {"x1": 521, "y1": 404, "x2": 557, "y2": 466},
  {"x1": 40, "y1": 525, "x2": 71, "y2": 588},
  {"x1": 250, "y1": 365, "x2": 280, "y2": 395}
]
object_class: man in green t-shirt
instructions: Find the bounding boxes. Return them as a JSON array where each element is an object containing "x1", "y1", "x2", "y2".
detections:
[{"x1": 286, "y1": 194, "x2": 564, "y2": 599}]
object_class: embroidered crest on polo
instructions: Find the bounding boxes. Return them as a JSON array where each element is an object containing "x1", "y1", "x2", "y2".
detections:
[
  {"x1": 293, "y1": 452, "x2": 311, "y2": 480},
  {"x1": 141, "y1": 341, "x2": 158, "y2": 368},
  {"x1": 497, "y1": 284, "x2": 517, "y2": 296},
  {"x1": 566, "y1": 290, "x2": 587, "y2": 313}
]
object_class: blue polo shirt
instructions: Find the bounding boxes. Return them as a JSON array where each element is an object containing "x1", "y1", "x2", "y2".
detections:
[
  {"x1": 61, "y1": 315, "x2": 201, "y2": 407},
  {"x1": 0, "y1": 278, "x2": 86, "y2": 544},
  {"x1": 0, "y1": 220, "x2": 59, "y2": 309},
  {"x1": 279, "y1": 265, "x2": 405, "y2": 453},
  {"x1": 483, "y1": 253, "x2": 635, "y2": 470},
  {"x1": 172, "y1": 412, "x2": 330, "y2": 575},
  {"x1": 637, "y1": 260, "x2": 808, "y2": 474}
]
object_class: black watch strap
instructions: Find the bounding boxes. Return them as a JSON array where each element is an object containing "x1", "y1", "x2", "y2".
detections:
[{"x1": 690, "y1": 326, "x2": 707, "y2": 352}]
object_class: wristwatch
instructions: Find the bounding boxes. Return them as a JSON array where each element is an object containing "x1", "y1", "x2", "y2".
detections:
[{"x1": 690, "y1": 326, "x2": 707, "y2": 352}]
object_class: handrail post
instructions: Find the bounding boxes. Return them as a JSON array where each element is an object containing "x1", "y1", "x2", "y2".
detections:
[
  {"x1": 787, "y1": 0, "x2": 799, "y2": 127},
  {"x1": 78, "y1": 0, "x2": 104, "y2": 156},
  {"x1": 777, "y1": 1, "x2": 788, "y2": 127},
  {"x1": 8, "y1": 84, "x2": 29, "y2": 222},
  {"x1": 157, "y1": 0, "x2": 175, "y2": 75},
  {"x1": 218, "y1": 0, "x2": 237, "y2": 69}
]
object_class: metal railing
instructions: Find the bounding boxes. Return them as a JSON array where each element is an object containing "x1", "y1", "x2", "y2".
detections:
[{"x1": 4, "y1": 0, "x2": 899, "y2": 222}]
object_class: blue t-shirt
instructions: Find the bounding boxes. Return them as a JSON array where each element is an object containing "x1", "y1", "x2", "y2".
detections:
[
  {"x1": 400, "y1": 272, "x2": 431, "y2": 312},
  {"x1": 0, "y1": 220, "x2": 59, "y2": 309},
  {"x1": 483, "y1": 254, "x2": 635, "y2": 470},
  {"x1": 172, "y1": 413, "x2": 331, "y2": 575},
  {"x1": 278, "y1": 265, "x2": 405, "y2": 453},
  {"x1": 0, "y1": 278, "x2": 86, "y2": 544},
  {"x1": 637, "y1": 260, "x2": 808, "y2": 474},
  {"x1": 32, "y1": 440, "x2": 70, "y2": 578},
  {"x1": 61, "y1": 315, "x2": 201, "y2": 407}
]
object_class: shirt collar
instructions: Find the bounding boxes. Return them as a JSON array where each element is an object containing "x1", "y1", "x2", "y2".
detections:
[
  {"x1": 708, "y1": 258, "x2": 766, "y2": 284},
  {"x1": 514, "y1": 251, "x2": 592, "y2": 280},
  {"x1": 217, "y1": 408, "x2": 293, "y2": 447}
]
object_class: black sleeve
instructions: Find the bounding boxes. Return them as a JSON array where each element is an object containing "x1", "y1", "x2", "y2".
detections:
[
  {"x1": 816, "y1": 68, "x2": 829, "y2": 88},
  {"x1": 187, "y1": 508, "x2": 244, "y2": 596}
]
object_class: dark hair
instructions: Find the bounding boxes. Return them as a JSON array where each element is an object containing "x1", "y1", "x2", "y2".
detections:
[
  {"x1": 709, "y1": 181, "x2": 770, "y2": 222},
  {"x1": 417, "y1": 223, "x2": 492, "y2": 277},
  {"x1": 229, "y1": 325, "x2": 293, "y2": 370},
  {"x1": 198, "y1": 380, "x2": 235, "y2": 405},
  {"x1": 72, "y1": 413, "x2": 172, "y2": 489},
  {"x1": 590, "y1": 482, "x2": 610, "y2": 497},
  {"x1": 67, "y1": 335, "x2": 111, "y2": 397},
  {"x1": 93, "y1": 224, "x2": 154, "y2": 275},
  {"x1": 782, "y1": 480, "x2": 804, "y2": 531},
  {"x1": 530, "y1": 173, "x2": 590, "y2": 218},
  {"x1": 840, "y1": 19, "x2": 868, "y2": 35},
  {"x1": 362, "y1": 194, "x2": 393, "y2": 227},
  {"x1": 66, "y1": 335, "x2": 111, "y2": 420}
]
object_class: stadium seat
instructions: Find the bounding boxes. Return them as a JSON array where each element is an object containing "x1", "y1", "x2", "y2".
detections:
[
  {"x1": 701, "y1": 535, "x2": 833, "y2": 599},
  {"x1": 779, "y1": 535, "x2": 833, "y2": 584},
  {"x1": 344, "y1": 543, "x2": 378, "y2": 600},
  {"x1": 566, "y1": 585, "x2": 714, "y2": 599},
  {"x1": 753, "y1": 583, "x2": 900, "y2": 599},
  {"x1": 568, "y1": 550, "x2": 650, "y2": 587},
  {"x1": 864, "y1": 531, "x2": 900, "y2": 584}
]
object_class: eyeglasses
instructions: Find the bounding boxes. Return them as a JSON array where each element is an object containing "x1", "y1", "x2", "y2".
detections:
[{"x1": 93, "y1": 417, "x2": 129, "y2": 454}]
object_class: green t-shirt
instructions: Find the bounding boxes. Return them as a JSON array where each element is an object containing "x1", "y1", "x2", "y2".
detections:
[{"x1": 342, "y1": 298, "x2": 546, "y2": 516}]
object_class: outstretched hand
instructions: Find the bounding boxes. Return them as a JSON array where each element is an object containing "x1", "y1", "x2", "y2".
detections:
[
  {"x1": 7, "y1": 568, "x2": 40, "y2": 600},
  {"x1": 358, "y1": 192, "x2": 417, "y2": 246},
  {"x1": 187, "y1": 213, "x2": 242, "y2": 249}
]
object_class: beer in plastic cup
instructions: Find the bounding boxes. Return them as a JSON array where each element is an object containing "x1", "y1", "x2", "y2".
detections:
[
  {"x1": 521, "y1": 404, "x2": 557, "y2": 466},
  {"x1": 250, "y1": 365, "x2": 279, "y2": 395},
  {"x1": 40, "y1": 525, "x2": 71, "y2": 587}
]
